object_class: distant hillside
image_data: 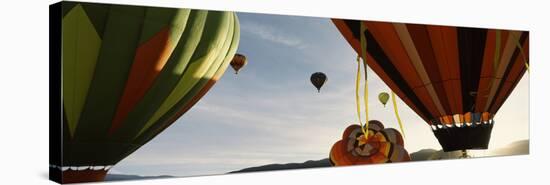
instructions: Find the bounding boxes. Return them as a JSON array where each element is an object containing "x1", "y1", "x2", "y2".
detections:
[
  {"x1": 228, "y1": 148, "x2": 453, "y2": 173},
  {"x1": 105, "y1": 174, "x2": 173, "y2": 181},
  {"x1": 230, "y1": 139, "x2": 529, "y2": 173},
  {"x1": 416, "y1": 139, "x2": 529, "y2": 160},
  {"x1": 106, "y1": 140, "x2": 528, "y2": 179},
  {"x1": 410, "y1": 149, "x2": 438, "y2": 161},
  {"x1": 489, "y1": 140, "x2": 529, "y2": 156},
  {"x1": 229, "y1": 158, "x2": 331, "y2": 173}
]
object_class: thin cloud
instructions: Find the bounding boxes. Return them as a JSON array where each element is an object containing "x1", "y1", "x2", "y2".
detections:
[{"x1": 240, "y1": 21, "x2": 307, "y2": 49}]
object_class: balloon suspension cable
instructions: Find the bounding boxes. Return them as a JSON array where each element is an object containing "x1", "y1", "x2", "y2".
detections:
[
  {"x1": 510, "y1": 32, "x2": 529, "y2": 74},
  {"x1": 360, "y1": 23, "x2": 369, "y2": 129},
  {"x1": 356, "y1": 22, "x2": 370, "y2": 138},
  {"x1": 391, "y1": 91, "x2": 406, "y2": 139},
  {"x1": 355, "y1": 56, "x2": 366, "y2": 136},
  {"x1": 362, "y1": 58, "x2": 369, "y2": 132},
  {"x1": 486, "y1": 31, "x2": 528, "y2": 100}
]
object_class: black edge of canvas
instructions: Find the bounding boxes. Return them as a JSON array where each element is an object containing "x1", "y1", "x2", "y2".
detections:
[{"x1": 49, "y1": 1, "x2": 63, "y2": 184}]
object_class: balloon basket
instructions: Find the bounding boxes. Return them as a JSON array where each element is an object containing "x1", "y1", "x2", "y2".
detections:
[
  {"x1": 50, "y1": 167, "x2": 108, "y2": 184},
  {"x1": 432, "y1": 120, "x2": 494, "y2": 152}
]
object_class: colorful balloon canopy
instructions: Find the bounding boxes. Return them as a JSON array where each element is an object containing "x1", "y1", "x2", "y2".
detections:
[
  {"x1": 378, "y1": 92, "x2": 390, "y2": 107},
  {"x1": 310, "y1": 72, "x2": 327, "y2": 92},
  {"x1": 332, "y1": 19, "x2": 529, "y2": 151},
  {"x1": 230, "y1": 53, "x2": 247, "y2": 74},
  {"x1": 59, "y1": 2, "x2": 240, "y2": 181},
  {"x1": 330, "y1": 120, "x2": 410, "y2": 166}
]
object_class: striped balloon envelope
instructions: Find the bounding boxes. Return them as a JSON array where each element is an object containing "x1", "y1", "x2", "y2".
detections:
[
  {"x1": 57, "y1": 2, "x2": 240, "y2": 182},
  {"x1": 332, "y1": 19, "x2": 529, "y2": 152},
  {"x1": 330, "y1": 121, "x2": 410, "y2": 166}
]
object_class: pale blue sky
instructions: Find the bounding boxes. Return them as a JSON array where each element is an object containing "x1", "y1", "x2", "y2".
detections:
[{"x1": 111, "y1": 12, "x2": 529, "y2": 177}]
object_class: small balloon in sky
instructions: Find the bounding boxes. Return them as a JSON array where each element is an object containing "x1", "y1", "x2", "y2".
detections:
[
  {"x1": 378, "y1": 92, "x2": 389, "y2": 107},
  {"x1": 230, "y1": 53, "x2": 247, "y2": 74},
  {"x1": 310, "y1": 72, "x2": 327, "y2": 93}
]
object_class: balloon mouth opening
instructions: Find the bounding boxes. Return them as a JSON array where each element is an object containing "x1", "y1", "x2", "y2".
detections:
[
  {"x1": 356, "y1": 134, "x2": 370, "y2": 144},
  {"x1": 348, "y1": 129, "x2": 379, "y2": 157},
  {"x1": 430, "y1": 119, "x2": 494, "y2": 130},
  {"x1": 50, "y1": 165, "x2": 111, "y2": 183},
  {"x1": 429, "y1": 112, "x2": 495, "y2": 131}
]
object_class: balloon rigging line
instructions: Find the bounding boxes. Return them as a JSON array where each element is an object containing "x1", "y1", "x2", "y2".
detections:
[
  {"x1": 510, "y1": 32, "x2": 529, "y2": 74},
  {"x1": 355, "y1": 56, "x2": 366, "y2": 136},
  {"x1": 356, "y1": 22, "x2": 369, "y2": 138},
  {"x1": 391, "y1": 91, "x2": 406, "y2": 139}
]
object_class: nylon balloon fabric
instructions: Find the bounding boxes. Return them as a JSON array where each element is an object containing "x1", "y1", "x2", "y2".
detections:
[
  {"x1": 310, "y1": 72, "x2": 327, "y2": 92},
  {"x1": 57, "y1": 2, "x2": 240, "y2": 182},
  {"x1": 332, "y1": 19, "x2": 528, "y2": 151},
  {"x1": 230, "y1": 53, "x2": 247, "y2": 74},
  {"x1": 329, "y1": 120, "x2": 410, "y2": 166}
]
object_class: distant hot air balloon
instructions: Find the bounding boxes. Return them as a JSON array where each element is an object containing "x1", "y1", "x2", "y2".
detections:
[
  {"x1": 230, "y1": 53, "x2": 247, "y2": 74},
  {"x1": 54, "y1": 2, "x2": 240, "y2": 183},
  {"x1": 330, "y1": 120, "x2": 410, "y2": 166},
  {"x1": 332, "y1": 19, "x2": 529, "y2": 152},
  {"x1": 310, "y1": 72, "x2": 327, "y2": 92},
  {"x1": 378, "y1": 92, "x2": 390, "y2": 107}
]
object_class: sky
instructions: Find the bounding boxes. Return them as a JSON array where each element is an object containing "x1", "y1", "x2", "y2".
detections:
[{"x1": 110, "y1": 12, "x2": 529, "y2": 177}]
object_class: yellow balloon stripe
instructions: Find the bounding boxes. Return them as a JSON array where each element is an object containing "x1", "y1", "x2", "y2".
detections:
[
  {"x1": 141, "y1": 12, "x2": 233, "y2": 134},
  {"x1": 355, "y1": 56, "x2": 364, "y2": 134},
  {"x1": 62, "y1": 5, "x2": 102, "y2": 138},
  {"x1": 362, "y1": 60, "x2": 369, "y2": 136},
  {"x1": 486, "y1": 30, "x2": 502, "y2": 106},
  {"x1": 391, "y1": 92, "x2": 406, "y2": 139},
  {"x1": 359, "y1": 23, "x2": 369, "y2": 137}
]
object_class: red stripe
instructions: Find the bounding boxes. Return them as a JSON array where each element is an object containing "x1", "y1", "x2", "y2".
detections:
[
  {"x1": 109, "y1": 27, "x2": 174, "y2": 134},
  {"x1": 427, "y1": 26, "x2": 463, "y2": 114},
  {"x1": 406, "y1": 24, "x2": 451, "y2": 115},
  {"x1": 332, "y1": 19, "x2": 430, "y2": 122},
  {"x1": 475, "y1": 30, "x2": 497, "y2": 112},
  {"x1": 364, "y1": 22, "x2": 424, "y2": 88}
]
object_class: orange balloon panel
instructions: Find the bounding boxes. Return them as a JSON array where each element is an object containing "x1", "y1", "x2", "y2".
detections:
[
  {"x1": 330, "y1": 122, "x2": 410, "y2": 166},
  {"x1": 331, "y1": 19, "x2": 528, "y2": 123},
  {"x1": 331, "y1": 19, "x2": 528, "y2": 152}
]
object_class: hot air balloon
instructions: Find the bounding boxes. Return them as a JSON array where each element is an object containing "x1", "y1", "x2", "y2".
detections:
[
  {"x1": 310, "y1": 72, "x2": 327, "y2": 92},
  {"x1": 53, "y1": 2, "x2": 240, "y2": 183},
  {"x1": 332, "y1": 19, "x2": 529, "y2": 152},
  {"x1": 378, "y1": 92, "x2": 390, "y2": 107},
  {"x1": 330, "y1": 120, "x2": 410, "y2": 166},
  {"x1": 230, "y1": 53, "x2": 247, "y2": 74}
]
